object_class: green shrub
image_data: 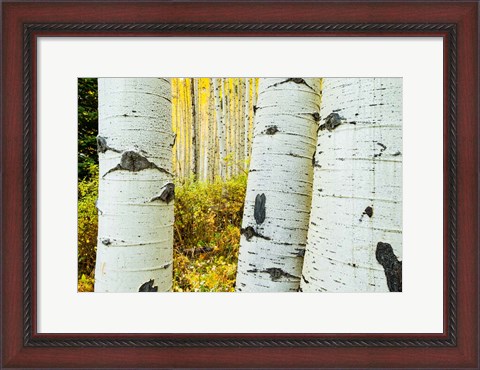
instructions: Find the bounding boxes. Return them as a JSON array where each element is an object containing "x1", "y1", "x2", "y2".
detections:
[
  {"x1": 173, "y1": 175, "x2": 246, "y2": 292},
  {"x1": 77, "y1": 164, "x2": 98, "y2": 284}
]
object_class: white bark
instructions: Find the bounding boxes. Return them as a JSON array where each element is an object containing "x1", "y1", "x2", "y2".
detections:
[
  {"x1": 94, "y1": 78, "x2": 174, "y2": 292},
  {"x1": 213, "y1": 78, "x2": 226, "y2": 179},
  {"x1": 235, "y1": 78, "x2": 321, "y2": 292},
  {"x1": 301, "y1": 78, "x2": 403, "y2": 293},
  {"x1": 244, "y1": 78, "x2": 251, "y2": 160}
]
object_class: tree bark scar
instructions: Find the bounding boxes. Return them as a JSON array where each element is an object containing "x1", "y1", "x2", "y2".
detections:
[
  {"x1": 264, "y1": 125, "x2": 279, "y2": 135},
  {"x1": 101, "y1": 238, "x2": 111, "y2": 246},
  {"x1": 103, "y1": 151, "x2": 172, "y2": 177},
  {"x1": 374, "y1": 142, "x2": 387, "y2": 158},
  {"x1": 254, "y1": 193, "x2": 266, "y2": 224},
  {"x1": 150, "y1": 182, "x2": 175, "y2": 204},
  {"x1": 138, "y1": 279, "x2": 158, "y2": 292},
  {"x1": 262, "y1": 267, "x2": 299, "y2": 281},
  {"x1": 375, "y1": 242, "x2": 402, "y2": 292},
  {"x1": 96, "y1": 136, "x2": 121, "y2": 154},
  {"x1": 295, "y1": 248, "x2": 305, "y2": 257},
  {"x1": 271, "y1": 78, "x2": 315, "y2": 92},
  {"x1": 171, "y1": 133, "x2": 177, "y2": 148},
  {"x1": 311, "y1": 112, "x2": 321, "y2": 122},
  {"x1": 240, "y1": 226, "x2": 271, "y2": 241},
  {"x1": 364, "y1": 206, "x2": 373, "y2": 218},
  {"x1": 319, "y1": 113, "x2": 344, "y2": 131}
]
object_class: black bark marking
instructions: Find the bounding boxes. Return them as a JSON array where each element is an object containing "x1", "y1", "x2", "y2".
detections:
[
  {"x1": 349, "y1": 121, "x2": 357, "y2": 125},
  {"x1": 254, "y1": 193, "x2": 266, "y2": 224},
  {"x1": 240, "y1": 226, "x2": 271, "y2": 241},
  {"x1": 264, "y1": 125, "x2": 279, "y2": 135},
  {"x1": 288, "y1": 152, "x2": 302, "y2": 158},
  {"x1": 150, "y1": 182, "x2": 175, "y2": 204},
  {"x1": 392, "y1": 151, "x2": 402, "y2": 156},
  {"x1": 311, "y1": 112, "x2": 321, "y2": 122},
  {"x1": 103, "y1": 151, "x2": 171, "y2": 177},
  {"x1": 298, "y1": 286, "x2": 303, "y2": 292},
  {"x1": 375, "y1": 242, "x2": 402, "y2": 292},
  {"x1": 295, "y1": 248, "x2": 305, "y2": 257},
  {"x1": 374, "y1": 142, "x2": 387, "y2": 158},
  {"x1": 319, "y1": 113, "x2": 344, "y2": 131},
  {"x1": 262, "y1": 268, "x2": 299, "y2": 282},
  {"x1": 272, "y1": 78, "x2": 315, "y2": 91},
  {"x1": 171, "y1": 133, "x2": 177, "y2": 148},
  {"x1": 253, "y1": 105, "x2": 258, "y2": 114},
  {"x1": 312, "y1": 152, "x2": 316, "y2": 166},
  {"x1": 359, "y1": 206, "x2": 373, "y2": 222},
  {"x1": 302, "y1": 275, "x2": 310, "y2": 284},
  {"x1": 138, "y1": 279, "x2": 158, "y2": 292},
  {"x1": 101, "y1": 238, "x2": 111, "y2": 246},
  {"x1": 96, "y1": 136, "x2": 121, "y2": 154}
]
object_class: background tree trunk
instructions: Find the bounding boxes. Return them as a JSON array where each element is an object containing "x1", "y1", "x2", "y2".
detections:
[
  {"x1": 94, "y1": 78, "x2": 174, "y2": 292},
  {"x1": 300, "y1": 78, "x2": 403, "y2": 292},
  {"x1": 235, "y1": 78, "x2": 321, "y2": 292},
  {"x1": 213, "y1": 78, "x2": 226, "y2": 179}
]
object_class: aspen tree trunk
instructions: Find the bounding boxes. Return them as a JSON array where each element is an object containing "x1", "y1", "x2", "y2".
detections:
[
  {"x1": 213, "y1": 78, "x2": 226, "y2": 179},
  {"x1": 94, "y1": 78, "x2": 174, "y2": 292},
  {"x1": 235, "y1": 78, "x2": 321, "y2": 292},
  {"x1": 223, "y1": 79, "x2": 231, "y2": 179},
  {"x1": 237, "y1": 79, "x2": 245, "y2": 173},
  {"x1": 244, "y1": 78, "x2": 250, "y2": 162},
  {"x1": 190, "y1": 78, "x2": 199, "y2": 179},
  {"x1": 208, "y1": 81, "x2": 217, "y2": 182},
  {"x1": 301, "y1": 78, "x2": 403, "y2": 292},
  {"x1": 183, "y1": 80, "x2": 190, "y2": 178}
]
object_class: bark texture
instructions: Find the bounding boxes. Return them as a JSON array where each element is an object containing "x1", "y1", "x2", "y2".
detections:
[
  {"x1": 94, "y1": 78, "x2": 174, "y2": 292},
  {"x1": 301, "y1": 78, "x2": 403, "y2": 292},
  {"x1": 235, "y1": 78, "x2": 321, "y2": 292}
]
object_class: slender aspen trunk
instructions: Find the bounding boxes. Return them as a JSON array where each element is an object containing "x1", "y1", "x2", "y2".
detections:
[
  {"x1": 223, "y1": 79, "x2": 231, "y2": 179},
  {"x1": 190, "y1": 78, "x2": 199, "y2": 179},
  {"x1": 301, "y1": 78, "x2": 403, "y2": 292},
  {"x1": 237, "y1": 79, "x2": 245, "y2": 173},
  {"x1": 244, "y1": 78, "x2": 250, "y2": 162},
  {"x1": 235, "y1": 78, "x2": 321, "y2": 292},
  {"x1": 94, "y1": 78, "x2": 174, "y2": 292},
  {"x1": 208, "y1": 81, "x2": 217, "y2": 181},
  {"x1": 213, "y1": 78, "x2": 226, "y2": 179},
  {"x1": 183, "y1": 80, "x2": 190, "y2": 178}
]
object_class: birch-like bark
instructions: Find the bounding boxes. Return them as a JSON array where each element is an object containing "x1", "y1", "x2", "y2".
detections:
[
  {"x1": 190, "y1": 78, "x2": 199, "y2": 179},
  {"x1": 213, "y1": 78, "x2": 226, "y2": 179},
  {"x1": 237, "y1": 79, "x2": 245, "y2": 173},
  {"x1": 235, "y1": 78, "x2": 321, "y2": 292},
  {"x1": 244, "y1": 78, "x2": 251, "y2": 161},
  {"x1": 94, "y1": 78, "x2": 174, "y2": 292},
  {"x1": 208, "y1": 81, "x2": 217, "y2": 181},
  {"x1": 301, "y1": 78, "x2": 403, "y2": 292}
]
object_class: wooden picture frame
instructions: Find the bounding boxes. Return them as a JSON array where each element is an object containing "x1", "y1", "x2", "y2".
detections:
[{"x1": 2, "y1": 1, "x2": 478, "y2": 368}]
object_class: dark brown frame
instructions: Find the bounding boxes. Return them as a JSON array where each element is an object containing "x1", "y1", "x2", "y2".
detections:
[{"x1": 2, "y1": 1, "x2": 478, "y2": 368}]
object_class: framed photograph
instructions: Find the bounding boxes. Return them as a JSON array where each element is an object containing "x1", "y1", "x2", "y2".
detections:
[{"x1": 2, "y1": 1, "x2": 478, "y2": 368}]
